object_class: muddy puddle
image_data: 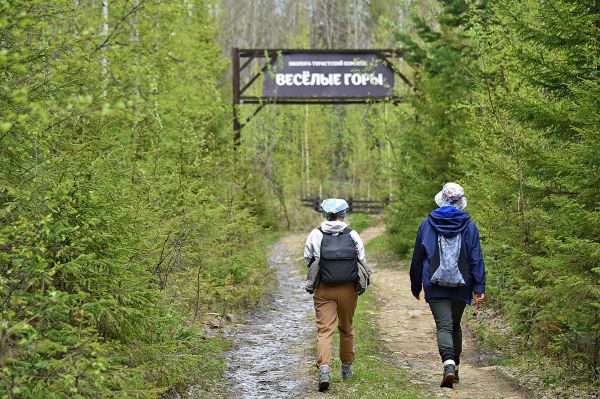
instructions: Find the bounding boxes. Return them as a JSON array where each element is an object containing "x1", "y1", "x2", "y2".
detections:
[{"x1": 222, "y1": 237, "x2": 315, "y2": 399}]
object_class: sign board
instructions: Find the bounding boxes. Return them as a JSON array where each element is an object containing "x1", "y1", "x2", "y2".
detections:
[
  {"x1": 263, "y1": 52, "x2": 395, "y2": 99},
  {"x1": 231, "y1": 48, "x2": 409, "y2": 146}
]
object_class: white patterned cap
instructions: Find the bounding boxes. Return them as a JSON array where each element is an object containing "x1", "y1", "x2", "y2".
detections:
[{"x1": 434, "y1": 182, "x2": 467, "y2": 210}]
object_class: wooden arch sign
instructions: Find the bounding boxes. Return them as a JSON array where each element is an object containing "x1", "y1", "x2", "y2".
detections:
[{"x1": 232, "y1": 48, "x2": 411, "y2": 146}]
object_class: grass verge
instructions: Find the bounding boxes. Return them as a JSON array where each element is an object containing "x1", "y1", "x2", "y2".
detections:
[
  {"x1": 169, "y1": 229, "x2": 280, "y2": 396},
  {"x1": 259, "y1": 230, "x2": 283, "y2": 246},
  {"x1": 465, "y1": 309, "x2": 600, "y2": 398},
  {"x1": 322, "y1": 292, "x2": 425, "y2": 399},
  {"x1": 347, "y1": 212, "x2": 372, "y2": 233},
  {"x1": 314, "y1": 232, "x2": 425, "y2": 398}
]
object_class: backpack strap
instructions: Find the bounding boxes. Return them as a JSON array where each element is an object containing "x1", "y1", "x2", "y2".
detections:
[
  {"x1": 318, "y1": 227, "x2": 334, "y2": 236},
  {"x1": 318, "y1": 227, "x2": 351, "y2": 236}
]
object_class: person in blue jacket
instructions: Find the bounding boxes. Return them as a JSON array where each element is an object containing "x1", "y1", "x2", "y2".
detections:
[{"x1": 410, "y1": 182, "x2": 485, "y2": 389}]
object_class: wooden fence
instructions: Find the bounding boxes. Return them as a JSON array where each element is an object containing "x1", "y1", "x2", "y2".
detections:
[{"x1": 300, "y1": 197, "x2": 391, "y2": 214}]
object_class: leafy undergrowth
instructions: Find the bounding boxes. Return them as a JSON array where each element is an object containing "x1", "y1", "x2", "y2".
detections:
[
  {"x1": 466, "y1": 308, "x2": 600, "y2": 399},
  {"x1": 156, "y1": 334, "x2": 231, "y2": 398},
  {"x1": 325, "y1": 293, "x2": 426, "y2": 399}
]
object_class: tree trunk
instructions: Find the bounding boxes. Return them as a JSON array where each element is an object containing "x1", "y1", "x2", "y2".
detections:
[{"x1": 131, "y1": 0, "x2": 141, "y2": 184}]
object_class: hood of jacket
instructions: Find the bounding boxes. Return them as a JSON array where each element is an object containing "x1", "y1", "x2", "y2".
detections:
[
  {"x1": 427, "y1": 206, "x2": 471, "y2": 236},
  {"x1": 320, "y1": 220, "x2": 348, "y2": 234}
]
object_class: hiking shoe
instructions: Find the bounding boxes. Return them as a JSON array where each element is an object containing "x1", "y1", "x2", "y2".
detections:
[
  {"x1": 341, "y1": 363, "x2": 353, "y2": 380},
  {"x1": 440, "y1": 364, "x2": 455, "y2": 389},
  {"x1": 454, "y1": 368, "x2": 459, "y2": 383},
  {"x1": 318, "y1": 365, "x2": 330, "y2": 392}
]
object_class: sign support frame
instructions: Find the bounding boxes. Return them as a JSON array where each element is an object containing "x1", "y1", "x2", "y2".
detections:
[{"x1": 232, "y1": 48, "x2": 412, "y2": 147}]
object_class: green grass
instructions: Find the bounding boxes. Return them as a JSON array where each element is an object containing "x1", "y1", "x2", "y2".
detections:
[
  {"x1": 364, "y1": 234, "x2": 389, "y2": 252},
  {"x1": 347, "y1": 213, "x2": 372, "y2": 233},
  {"x1": 321, "y1": 292, "x2": 426, "y2": 398}
]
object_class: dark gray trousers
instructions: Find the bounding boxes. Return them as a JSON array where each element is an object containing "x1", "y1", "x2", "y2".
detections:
[{"x1": 428, "y1": 298, "x2": 467, "y2": 364}]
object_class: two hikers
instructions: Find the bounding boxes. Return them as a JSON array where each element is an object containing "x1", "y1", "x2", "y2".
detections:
[
  {"x1": 410, "y1": 182, "x2": 486, "y2": 388},
  {"x1": 304, "y1": 198, "x2": 371, "y2": 392},
  {"x1": 303, "y1": 184, "x2": 485, "y2": 391}
]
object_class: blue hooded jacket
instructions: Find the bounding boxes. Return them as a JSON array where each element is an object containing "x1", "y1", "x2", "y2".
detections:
[{"x1": 409, "y1": 206, "x2": 485, "y2": 304}]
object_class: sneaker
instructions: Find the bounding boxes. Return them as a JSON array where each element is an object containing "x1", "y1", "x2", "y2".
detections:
[
  {"x1": 454, "y1": 367, "x2": 459, "y2": 383},
  {"x1": 440, "y1": 364, "x2": 455, "y2": 389},
  {"x1": 318, "y1": 365, "x2": 330, "y2": 392},
  {"x1": 341, "y1": 363, "x2": 353, "y2": 380}
]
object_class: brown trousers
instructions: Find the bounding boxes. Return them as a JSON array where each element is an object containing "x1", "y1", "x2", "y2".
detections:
[{"x1": 313, "y1": 282, "x2": 358, "y2": 367}]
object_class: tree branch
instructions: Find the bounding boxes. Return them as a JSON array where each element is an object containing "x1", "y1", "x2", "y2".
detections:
[{"x1": 95, "y1": 0, "x2": 148, "y2": 51}]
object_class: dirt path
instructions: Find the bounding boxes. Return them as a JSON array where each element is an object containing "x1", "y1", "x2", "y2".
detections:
[
  {"x1": 221, "y1": 233, "x2": 316, "y2": 399},
  {"x1": 370, "y1": 230, "x2": 530, "y2": 399},
  {"x1": 221, "y1": 224, "x2": 529, "y2": 399},
  {"x1": 220, "y1": 227, "x2": 387, "y2": 399}
]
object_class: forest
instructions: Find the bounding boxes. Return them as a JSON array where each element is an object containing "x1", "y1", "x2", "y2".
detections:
[{"x1": 1, "y1": 0, "x2": 598, "y2": 397}]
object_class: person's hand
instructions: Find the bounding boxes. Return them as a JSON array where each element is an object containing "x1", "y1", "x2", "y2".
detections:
[
  {"x1": 474, "y1": 292, "x2": 485, "y2": 304},
  {"x1": 412, "y1": 292, "x2": 420, "y2": 300}
]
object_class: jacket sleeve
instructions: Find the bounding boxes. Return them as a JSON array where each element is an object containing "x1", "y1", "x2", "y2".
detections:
[
  {"x1": 409, "y1": 221, "x2": 426, "y2": 296},
  {"x1": 350, "y1": 230, "x2": 366, "y2": 264},
  {"x1": 469, "y1": 223, "x2": 486, "y2": 294},
  {"x1": 356, "y1": 261, "x2": 370, "y2": 295},
  {"x1": 304, "y1": 230, "x2": 317, "y2": 267},
  {"x1": 305, "y1": 261, "x2": 320, "y2": 293}
]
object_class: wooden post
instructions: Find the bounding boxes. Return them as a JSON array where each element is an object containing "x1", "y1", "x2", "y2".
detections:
[
  {"x1": 232, "y1": 48, "x2": 241, "y2": 148},
  {"x1": 304, "y1": 105, "x2": 310, "y2": 197}
]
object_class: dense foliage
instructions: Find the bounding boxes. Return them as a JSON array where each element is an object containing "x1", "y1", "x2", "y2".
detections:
[
  {"x1": 1, "y1": 1, "x2": 268, "y2": 397},
  {"x1": 386, "y1": 0, "x2": 600, "y2": 384},
  {"x1": 2, "y1": 0, "x2": 598, "y2": 396}
]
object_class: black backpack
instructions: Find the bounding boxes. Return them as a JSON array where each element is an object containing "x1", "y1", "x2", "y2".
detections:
[{"x1": 318, "y1": 227, "x2": 359, "y2": 286}]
